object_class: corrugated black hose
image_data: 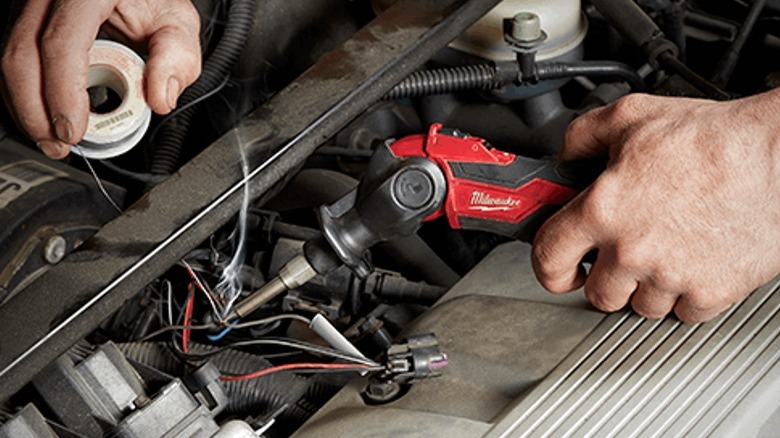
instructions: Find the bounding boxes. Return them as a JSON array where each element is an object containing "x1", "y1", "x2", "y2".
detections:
[
  {"x1": 383, "y1": 64, "x2": 508, "y2": 100},
  {"x1": 383, "y1": 60, "x2": 645, "y2": 100},
  {"x1": 150, "y1": 0, "x2": 257, "y2": 177}
]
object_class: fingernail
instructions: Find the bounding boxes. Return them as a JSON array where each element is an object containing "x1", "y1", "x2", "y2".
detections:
[
  {"x1": 167, "y1": 76, "x2": 181, "y2": 110},
  {"x1": 52, "y1": 114, "x2": 73, "y2": 143},
  {"x1": 37, "y1": 140, "x2": 65, "y2": 159}
]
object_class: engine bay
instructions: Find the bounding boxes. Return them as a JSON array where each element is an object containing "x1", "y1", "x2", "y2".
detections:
[{"x1": 0, "y1": 0, "x2": 779, "y2": 436}]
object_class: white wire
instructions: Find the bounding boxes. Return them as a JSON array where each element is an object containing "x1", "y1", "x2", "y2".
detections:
[
  {"x1": 229, "y1": 313, "x2": 312, "y2": 329},
  {"x1": 225, "y1": 338, "x2": 380, "y2": 367},
  {"x1": 180, "y1": 259, "x2": 224, "y2": 318},
  {"x1": 74, "y1": 145, "x2": 123, "y2": 214},
  {"x1": 165, "y1": 280, "x2": 174, "y2": 326}
]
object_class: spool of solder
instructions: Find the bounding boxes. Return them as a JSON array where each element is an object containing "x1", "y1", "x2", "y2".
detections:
[{"x1": 75, "y1": 40, "x2": 151, "y2": 160}]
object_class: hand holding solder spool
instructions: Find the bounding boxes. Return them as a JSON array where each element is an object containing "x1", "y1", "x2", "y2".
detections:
[
  {"x1": 1, "y1": 0, "x2": 201, "y2": 159},
  {"x1": 228, "y1": 124, "x2": 600, "y2": 320}
]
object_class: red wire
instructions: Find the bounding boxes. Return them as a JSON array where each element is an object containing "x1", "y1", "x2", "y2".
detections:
[
  {"x1": 182, "y1": 263, "x2": 221, "y2": 303},
  {"x1": 219, "y1": 363, "x2": 370, "y2": 382},
  {"x1": 182, "y1": 284, "x2": 195, "y2": 353}
]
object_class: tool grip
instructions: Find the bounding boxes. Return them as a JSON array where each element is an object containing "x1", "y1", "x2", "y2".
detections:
[{"x1": 444, "y1": 155, "x2": 600, "y2": 241}]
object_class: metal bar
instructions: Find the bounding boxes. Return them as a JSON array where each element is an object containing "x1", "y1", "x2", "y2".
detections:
[{"x1": 0, "y1": 0, "x2": 501, "y2": 401}]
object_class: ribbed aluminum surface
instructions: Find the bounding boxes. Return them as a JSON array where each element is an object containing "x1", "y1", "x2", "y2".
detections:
[{"x1": 486, "y1": 278, "x2": 780, "y2": 437}]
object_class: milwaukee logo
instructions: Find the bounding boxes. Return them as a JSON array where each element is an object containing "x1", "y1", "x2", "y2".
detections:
[{"x1": 468, "y1": 191, "x2": 521, "y2": 211}]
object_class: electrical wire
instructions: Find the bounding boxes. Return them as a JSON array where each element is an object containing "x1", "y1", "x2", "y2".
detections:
[
  {"x1": 206, "y1": 313, "x2": 311, "y2": 342},
  {"x1": 134, "y1": 314, "x2": 312, "y2": 342},
  {"x1": 96, "y1": 160, "x2": 166, "y2": 184},
  {"x1": 230, "y1": 314, "x2": 311, "y2": 329},
  {"x1": 165, "y1": 280, "x2": 174, "y2": 326},
  {"x1": 219, "y1": 362, "x2": 381, "y2": 382},
  {"x1": 179, "y1": 260, "x2": 224, "y2": 317},
  {"x1": 136, "y1": 323, "x2": 216, "y2": 342},
  {"x1": 74, "y1": 145, "x2": 123, "y2": 214},
  {"x1": 182, "y1": 286, "x2": 195, "y2": 353},
  {"x1": 218, "y1": 338, "x2": 380, "y2": 367},
  {"x1": 146, "y1": 74, "x2": 231, "y2": 149},
  {"x1": 174, "y1": 337, "x2": 379, "y2": 367}
]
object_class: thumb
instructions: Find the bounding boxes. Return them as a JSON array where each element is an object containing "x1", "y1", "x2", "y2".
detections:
[
  {"x1": 560, "y1": 109, "x2": 612, "y2": 162},
  {"x1": 142, "y1": 3, "x2": 201, "y2": 114},
  {"x1": 561, "y1": 94, "x2": 651, "y2": 161}
]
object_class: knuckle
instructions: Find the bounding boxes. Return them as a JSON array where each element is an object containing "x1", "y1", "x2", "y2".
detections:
[
  {"x1": 609, "y1": 93, "x2": 645, "y2": 120},
  {"x1": 1, "y1": 41, "x2": 26, "y2": 77},
  {"x1": 579, "y1": 184, "x2": 615, "y2": 229},
  {"x1": 180, "y1": 3, "x2": 201, "y2": 30},
  {"x1": 584, "y1": 284, "x2": 622, "y2": 313},
  {"x1": 674, "y1": 306, "x2": 703, "y2": 324},
  {"x1": 564, "y1": 115, "x2": 587, "y2": 142},
  {"x1": 632, "y1": 299, "x2": 669, "y2": 319},
  {"x1": 649, "y1": 267, "x2": 687, "y2": 291},
  {"x1": 531, "y1": 243, "x2": 562, "y2": 280},
  {"x1": 612, "y1": 241, "x2": 647, "y2": 271},
  {"x1": 674, "y1": 289, "x2": 721, "y2": 324}
]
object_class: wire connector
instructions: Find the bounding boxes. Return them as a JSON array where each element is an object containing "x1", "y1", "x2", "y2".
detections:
[{"x1": 363, "y1": 333, "x2": 448, "y2": 404}]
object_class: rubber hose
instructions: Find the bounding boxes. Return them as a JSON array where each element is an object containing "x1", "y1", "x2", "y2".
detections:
[
  {"x1": 590, "y1": 0, "x2": 730, "y2": 100},
  {"x1": 384, "y1": 64, "x2": 504, "y2": 100},
  {"x1": 536, "y1": 61, "x2": 645, "y2": 90},
  {"x1": 590, "y1": 0, "x2": 663, "y2": 49},
  {"x1": 150, "y1": 0, "x2": 257, "y2": 176},
  {"x1": 117, "y1": 342, "x2": 310, "y2": 418},
  {"x1": 657, "y1": 52, "x2": 731, "y2": 99},
  {"x1": 662, "y1": 1, "x2": 687, "y2": 61},
  {"x1": 711, "y1": 0, "x2": 766, "y2": 87},
  {"x1": 374, "y1": 273, "x2": 447, "y2": 305}
]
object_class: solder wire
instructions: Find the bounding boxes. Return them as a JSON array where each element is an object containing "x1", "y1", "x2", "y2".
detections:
[{"x1": 75, "y1": 145, "x2": 123, "y2": 214}]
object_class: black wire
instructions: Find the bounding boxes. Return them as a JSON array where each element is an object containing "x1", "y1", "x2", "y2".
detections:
[
  {"x1": 658, "y1": 52, "x2": 732, "y2": 100},
  {"x1": 165, "y1": 337, "x2": 378, "y2": 366},
  {"x1": 219, "y1": 365, "x2": 384, "y2": 378},
  {"x1": 146, "y1": 75, "x2": 232, "y2": 149}
]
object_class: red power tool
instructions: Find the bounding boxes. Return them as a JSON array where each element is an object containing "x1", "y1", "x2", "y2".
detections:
[
  {"x1": 229, "y1": 124, "x2": 600, "y2": 319},
  {"x1": 389, "y1": 123, "x2": 594, "y2": 240}
]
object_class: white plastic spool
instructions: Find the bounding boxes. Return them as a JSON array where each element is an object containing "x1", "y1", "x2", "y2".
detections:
[{"x1": 75, "y1": 40, "x2": 151, "y2": 160}]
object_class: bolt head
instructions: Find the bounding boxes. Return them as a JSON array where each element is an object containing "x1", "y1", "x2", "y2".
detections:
[
  {"x1": 509, "y1": 12, "x2": 543, "y2": 43},
  {"x1": 43, "y1": 235, "x2": 67, "y2": 265}
]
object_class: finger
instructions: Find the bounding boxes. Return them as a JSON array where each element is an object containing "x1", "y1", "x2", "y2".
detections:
[
  {"x1": 143, "y1": 19, "x2": 202, "y2": 114},
  {"x1": 40, "y1": 0, "x2": 120, "y2": 145},
  {"x1": 583, "y1": 254, "x2": 638, "y2": 313},
  {"x1": 630, "y1": 283, "x2": 679, "y2": 319},
  {"x1": 532, "y1": 199, "x2": 599, "y2": 293},
  {"x1": 561, "y1": 109, "x2": 613, "y2": 162},
  {"x1": 37, "y1": 139, "x2": 71, "y2": 159},
  {"x1": 673, "y1": 292, "x2": 732, "y2": 324},
  {"x1": 1, "y1": 0, "x2": 57, "y2": 143},
  {"x1": 560, "y1": 94, "x2": 650, "y2": 161},
  {"x1": 138, "y1": 2, "x2": 201, "y2": 114}
]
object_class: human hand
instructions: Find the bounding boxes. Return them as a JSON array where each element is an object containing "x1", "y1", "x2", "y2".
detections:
[
  {"x1": 1, "y1": 0, "x2": 201, "y2": 159},
  {"x1": 532, "y1": 91, "x2": 780, "y2": 323}
]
